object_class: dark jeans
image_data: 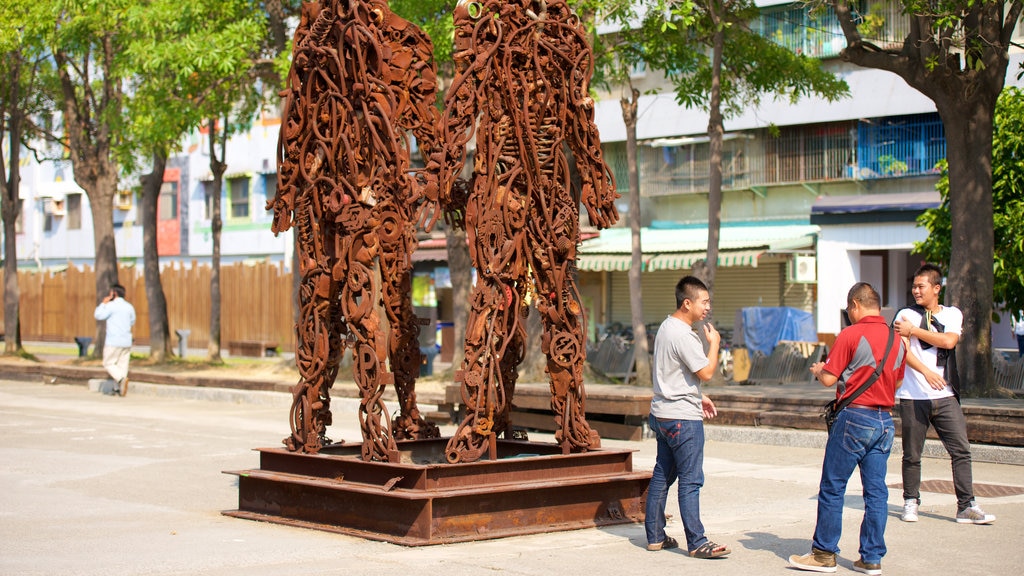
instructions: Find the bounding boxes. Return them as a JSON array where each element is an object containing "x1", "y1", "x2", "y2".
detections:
[
  {"x1": 1017, "y1": 334, "x2": 1024, "y2": 358},
  {"x1": 645, "y1": 415, "x2": 707, "y2": 552},
  {"x1": 899, "y1": 397, "x2": 975, "y2": 511}
]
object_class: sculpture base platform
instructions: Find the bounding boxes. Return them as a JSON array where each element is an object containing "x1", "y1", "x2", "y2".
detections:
[{"x1": 224, "y1": 438, "x2": 651, "y2": 546}]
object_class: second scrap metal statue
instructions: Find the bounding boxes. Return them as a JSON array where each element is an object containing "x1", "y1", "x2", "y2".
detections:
[
  {"x1": 435, "y1": 0, "x2": 620, "y2": 463},
  {"x1": 269, "y1": 0, "x2": 619, "y2": 464}
]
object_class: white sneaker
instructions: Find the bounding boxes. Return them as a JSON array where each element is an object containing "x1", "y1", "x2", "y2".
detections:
[
  {"x1": 901, "y1": 498, "x2": 918, "y2": 522},
  {"x1": 956, "y1": 501, "x2": 995, "y2": 524}
]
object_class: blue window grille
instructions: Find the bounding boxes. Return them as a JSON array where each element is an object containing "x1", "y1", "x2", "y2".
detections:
[
  {"x1": 754, "y1": 1, "x2": 910, "y2": 59},
  {"x1": 753, "y1": 3, "x2": 847, "y2": 59},
  {"x1": 855, "y1": 113, "x2": 945, "y2": 179}
]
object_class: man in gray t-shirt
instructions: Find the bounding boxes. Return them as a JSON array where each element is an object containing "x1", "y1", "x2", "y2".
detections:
[{"x1": 644, "y1": 275, "x2": 730, "y2": 559}]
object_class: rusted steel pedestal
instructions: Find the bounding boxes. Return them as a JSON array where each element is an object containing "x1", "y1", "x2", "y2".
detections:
[{"x1": 224, "y1": 439, "x2": 651, "y2": 546}]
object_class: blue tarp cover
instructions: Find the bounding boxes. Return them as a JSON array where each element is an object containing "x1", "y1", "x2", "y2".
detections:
[{"x1": 741, "y1": 307, "x2": 817, "y2": 356}]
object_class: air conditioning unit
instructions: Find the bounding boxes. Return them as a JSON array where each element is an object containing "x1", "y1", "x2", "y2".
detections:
[
  {"x1": 46, "y1": 198, "x2": 66, "y2": 217},
  {"x1": 115, "y1": 190, "x2": 133, "y2": 210},
  {"x1": 788, "y1": 255, "x2": 817, "y2": 283}
]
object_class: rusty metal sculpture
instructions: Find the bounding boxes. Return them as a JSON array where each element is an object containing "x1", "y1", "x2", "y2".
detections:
[
  {"x1": 432, "y1": 0, "x2": 620, "y2": 463},
  {"x1": 268, "y1": 0, "x2": 442, "y2": 460}
]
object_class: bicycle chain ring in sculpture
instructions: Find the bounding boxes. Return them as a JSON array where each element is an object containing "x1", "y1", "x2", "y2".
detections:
[
  {"x1": 434, "y1": 0, "x2": 620, "y2": 463},
  {"x1": 268, "y1": 0, "x2": 442, "y2": 461}
]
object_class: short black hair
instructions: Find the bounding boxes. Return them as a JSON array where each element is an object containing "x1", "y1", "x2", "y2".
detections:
[
  {"x1": 846, "y1": 282, "x2": 880, "y2": 310},
  {"x1": 675, "y1": 275, "x2": 709, "y2": 308},
  {"x1": 913, "y1": 263, "x2": 943, "y2": 287},
  {"x1": 111, "y1": 284, "x2": 126, "y2": 299}
]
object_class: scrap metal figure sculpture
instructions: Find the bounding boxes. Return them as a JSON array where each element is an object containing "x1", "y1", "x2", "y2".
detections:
[
  {"x1": 434, "y1": 0, "x2": 620, "y2": 463},
  {"x1": 269, "y1": 0, "x2": 442, "y2": 460}
]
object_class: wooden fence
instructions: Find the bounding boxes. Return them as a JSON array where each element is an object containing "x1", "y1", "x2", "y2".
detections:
[{"x1": 0, "y1": 261, "x2": 297, "y2": 353}]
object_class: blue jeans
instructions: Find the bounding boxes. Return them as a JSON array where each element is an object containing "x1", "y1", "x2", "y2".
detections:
[
  {"x1": 645, "y1": 415, "x2": 707, "y2": 552},
  {"x1": 812, "y1": 406, "x2": 895, "y2": 565}
]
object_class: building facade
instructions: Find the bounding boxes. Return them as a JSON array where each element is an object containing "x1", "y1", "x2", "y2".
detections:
[{"x1": 5, "y1": 1, "x2": 1023, "y2": 348}]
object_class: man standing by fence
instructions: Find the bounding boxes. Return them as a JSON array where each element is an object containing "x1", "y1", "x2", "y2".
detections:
[{"x1": 94, "y1": 284, "x2": 135, "y2": 397}]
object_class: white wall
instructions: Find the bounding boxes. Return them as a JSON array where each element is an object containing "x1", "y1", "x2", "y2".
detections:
[{"x1": 816, "y1": 221, "x2": 929, "y2": 334}]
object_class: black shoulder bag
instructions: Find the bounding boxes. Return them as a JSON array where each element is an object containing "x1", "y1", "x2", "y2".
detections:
[{"x1": 823, "y1": 327, "x2": 895, "y2": 433}]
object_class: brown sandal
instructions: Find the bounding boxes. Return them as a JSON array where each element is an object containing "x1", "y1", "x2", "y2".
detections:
[{"x1": 689, "y1": 541, "x2": 731, "y2": 559}]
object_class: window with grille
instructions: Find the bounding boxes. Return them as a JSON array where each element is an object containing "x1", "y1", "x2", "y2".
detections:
[{"x1": 856, "y1": 113, "x2": 945, "y2": 179}]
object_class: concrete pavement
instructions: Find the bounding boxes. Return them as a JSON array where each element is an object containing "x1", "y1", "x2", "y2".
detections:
[{"x1": 1, "y1": 377, "x2": 1022, "y2": 576}]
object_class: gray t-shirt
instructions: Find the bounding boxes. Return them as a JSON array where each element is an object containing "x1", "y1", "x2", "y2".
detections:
[{"x1": 650, "y1": 315, "x2": 709, "y2": 420}]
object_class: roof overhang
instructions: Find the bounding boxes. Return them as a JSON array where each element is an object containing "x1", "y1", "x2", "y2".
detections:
[
  {"x1": 810, "y1": 191, "x2": 940, "y2": 225},
  {"x1": 577, "y1": 222, "x2": 818, "y2": 272},
  {"x1": 34, "y1": 180, "x2": 85, "y2": 201}
]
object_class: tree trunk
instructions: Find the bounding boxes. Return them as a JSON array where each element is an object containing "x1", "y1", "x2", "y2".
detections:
[
  {"x1": 140, "y1": 150, "x2": 173, "y2": 361},
  {"x1": 208, "y1": 119, "x2": 226, "y2": 362},
  {"x1": 621, "y1": 88, "x2": 651, "y2": 386},
  {"x1": 696, "y1": 8, "x2": 726, "y2": 293},
  {"x1": 830, "y1": 1, "x2": 1011, "y2": 397},
  {"x1": 54, "y1": 47, "x2": 122, "y2": 359},
  {"x1": 2, "y1": 56, "x2": 24, "y2": 354},
  {"x1": 938, "y1": 103, "x2": 996, "y2": 396},
  {"x1": 445, "y1": 226, "x2": 472, "y2": 373}
]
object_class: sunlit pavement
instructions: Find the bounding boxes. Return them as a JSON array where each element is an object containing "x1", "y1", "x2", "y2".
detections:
[{"x1": 1, "y1": 378, "x2": 1021, "y2": 576}]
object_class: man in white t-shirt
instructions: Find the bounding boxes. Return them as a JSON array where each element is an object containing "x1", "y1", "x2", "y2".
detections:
[
  {"x1": 893, "y1": 264, "x2": 995, "y2": 525},
  {"x1": 644, "y1": 275, "x2": 730, "y2": 559},
  {"x1": 1011, "y1": 312, "x2": 1024, "y2": 358}
]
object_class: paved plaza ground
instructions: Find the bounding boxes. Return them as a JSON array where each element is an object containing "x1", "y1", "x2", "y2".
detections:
[{"x1": 1, "y1": 376, "x2": 1022, "y2": 576}]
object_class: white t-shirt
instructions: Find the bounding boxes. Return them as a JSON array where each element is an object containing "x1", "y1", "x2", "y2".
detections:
[
  {"x1": 650, "y1": 315, "x2": 709, "y2": 420},
  {"x1": 1013, "y1": 313, "x2": 1024, "y2": 336},
  {"x1": 895, "y1": 305, "x2": 962, "y2": 401}
]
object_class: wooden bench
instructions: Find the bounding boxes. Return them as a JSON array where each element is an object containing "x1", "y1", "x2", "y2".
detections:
[
  {"x1": 445, "y1": 381, "x2": 652, "y2": 441},
  {"x1": 227, "y1": 340, "x2": 279, "y2": 358}
]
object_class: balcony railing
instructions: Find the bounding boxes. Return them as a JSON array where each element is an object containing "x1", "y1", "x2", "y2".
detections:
[{"x1": 606, "y1": 113, "x2": 946, "y2": 198}]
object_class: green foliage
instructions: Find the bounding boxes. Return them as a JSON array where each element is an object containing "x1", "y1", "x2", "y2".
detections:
[
  {"x1": 916, "y1": 87, "x2": 1024, "y2": 316},
  {"x1": 598, "y1": 0, "x2": 848, "y2": 117},
  {"x1": 121, "y1": 0, "x2": 265, "y2": 170},
  {"x1": 877, "y1": 154, "x2": 907, "y2": 175},
  {"x1": 390, "y1": 0, "x2": 458, "y2": 67},
  {"x1": 0, "y1": 0, "x2": 59, "y2": 154},
  {"x1": 856, "y1": 3, "x2": 887, "y2": 39}
]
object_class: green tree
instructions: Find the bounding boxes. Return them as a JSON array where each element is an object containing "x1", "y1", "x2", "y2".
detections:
[
  {"x1": 592, "y1": 0, "x2": 846, "y2": 384},
  {"x1": 44, "y1": 0, "x2": 137, "y2": 356},
  {"x1": 916, "y1": 87, "x2": 1024, "y2": 338},
  {"x1": 638, "y1": 0, "x2": 848, "y2": 290},
  {"x1": 0, "y1": 0, "x2": 58, "y2": 354},
  {"x1": 829, "y1": 0, "x2": 1023, "y2": 396},
  {"x1": 121, "y1": 0, "x2": 264, "y2": 361}
]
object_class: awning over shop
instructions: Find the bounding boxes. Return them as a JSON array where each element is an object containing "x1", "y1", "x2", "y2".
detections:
[
  {"x1": 811, "y1": 191, "x2": 940, "y2": 225},
  {"x1": 577, "y1": 223, "x2": 818, "y2": 272}
]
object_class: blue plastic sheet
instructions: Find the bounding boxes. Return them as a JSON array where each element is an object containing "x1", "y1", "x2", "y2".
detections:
[{"x1": 740, "y1": 307, "x2": 817, "y2": 356}]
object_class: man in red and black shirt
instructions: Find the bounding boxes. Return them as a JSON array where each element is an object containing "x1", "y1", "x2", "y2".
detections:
[{"x1": 790, "y1": 282, "x2": 905, "y2": 576}]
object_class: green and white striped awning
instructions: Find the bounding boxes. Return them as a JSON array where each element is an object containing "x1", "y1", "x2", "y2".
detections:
[
  {"x1": 577, "y1": 249, "x2": 764, "y2": 272},
  {"x1": 577, "y1": 223, "x2": 818, "y2": 272}
]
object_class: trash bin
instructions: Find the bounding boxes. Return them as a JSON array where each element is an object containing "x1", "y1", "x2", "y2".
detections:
[
  {"x1": 419, "y1": 346, "x2": 439, "y2": 377},
  {"x1": 175, "y1": 329, "x2": 191, "y2": 358},
  {"x1": 74, "y1": 336, "x2": 93, "y2": 357}
]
